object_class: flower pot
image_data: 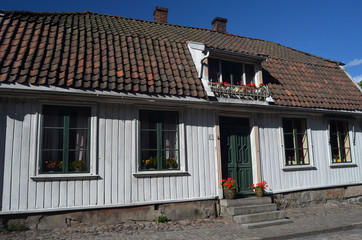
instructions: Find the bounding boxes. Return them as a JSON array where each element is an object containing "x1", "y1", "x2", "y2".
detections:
[
  {"x1": 223, "y1": 188, "x2": 236, "y2": 199},
  {"x1": 255, "y1": 188, "x2": 264, "y2": 197}
]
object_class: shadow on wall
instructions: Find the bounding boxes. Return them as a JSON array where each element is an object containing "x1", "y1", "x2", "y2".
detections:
[{"x1": 0, "y1": 100, "x2": 6, "y2": 210}]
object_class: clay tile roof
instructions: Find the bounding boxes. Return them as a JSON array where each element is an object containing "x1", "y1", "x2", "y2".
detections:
[{"x1": 0, "y1": 10, "x2": 362, "y2": 110}]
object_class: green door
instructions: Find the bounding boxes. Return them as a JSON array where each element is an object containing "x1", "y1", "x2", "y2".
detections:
[{"x1": 220, "y1": 117, "x2": 253, "y2": 196}]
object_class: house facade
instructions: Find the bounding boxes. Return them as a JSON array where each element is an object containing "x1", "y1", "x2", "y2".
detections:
[{"x1": 0, "y1": 8, "x2": 361, "y2": 222}]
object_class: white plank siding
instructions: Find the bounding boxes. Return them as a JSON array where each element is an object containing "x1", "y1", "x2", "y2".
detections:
[
  {"x1": 0, "y1": 99, "x2": 218, "y2": 212},
  {"x1": 259, "y1": 114, "x2": 362, "y2": 193}
]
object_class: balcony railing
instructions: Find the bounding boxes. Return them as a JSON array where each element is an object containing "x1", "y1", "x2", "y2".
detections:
[{"x1": 208, "y1": 82, "x2": 269, "y2": 101}]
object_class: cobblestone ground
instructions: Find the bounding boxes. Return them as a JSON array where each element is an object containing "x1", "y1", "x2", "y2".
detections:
[
  {"x1": 295, "y1": 229, "x2": 362, "y2": 240},
  {"x1": 0, "y1": 203, "x2": 362, "y2": 240}
]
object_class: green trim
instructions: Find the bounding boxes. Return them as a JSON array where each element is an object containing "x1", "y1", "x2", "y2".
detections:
[
  {"x1": 40, "y1": 105, "x2": 91, "y2": 174},
  {"x1": 139, "y1": 110, "x2": 180, "y2": 171}
]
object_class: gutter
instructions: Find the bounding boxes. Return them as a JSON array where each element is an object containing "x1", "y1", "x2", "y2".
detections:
[{"x1": 1, "y1": 83, "x2": 362, "y2": 117}]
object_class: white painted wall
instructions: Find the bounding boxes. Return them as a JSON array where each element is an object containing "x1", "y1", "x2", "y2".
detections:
[
  {"x1": 259, "y1": 114, "x2": 362, "y2": 193},
  {"x1": 0, "y1": 97, "x2": 218, "y2": 213}
]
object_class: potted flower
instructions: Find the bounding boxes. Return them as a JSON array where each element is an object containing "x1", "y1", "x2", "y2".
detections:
[
  {"x1": 165, "y1": 157, "x2": 178, "y2": 169},
  {"x1": 221, "y1": 178, "x2": 237, "y2": 199},
  {"x1": 45, "y1": 160, "x2": 57, "y2": 172},
  {"x1": 70, "y1": 160, "x2": 86, "y2": 172},
  {"x1": 251, "y1": 181, "x2": 268, "y2": 197},
  {"x1": 143, "y1": 156, "x2": 157, "y2": 169}
]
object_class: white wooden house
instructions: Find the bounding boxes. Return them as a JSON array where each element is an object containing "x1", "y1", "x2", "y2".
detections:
[{"x1": 0, "y1": 8, "x2": 361, "y2": 220}]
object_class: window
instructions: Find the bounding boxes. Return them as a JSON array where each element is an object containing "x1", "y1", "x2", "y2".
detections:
[
  {"x1": 208, "y1": 58, "x2": 255, "y2": 86},
  {"x1": 139, "y1": 110, "x2": 179, "y2": 171},
  {"x1": 40, "y1": 105, "x2": 91, "y2": 173},
  {"x1": 330, "y1": 120, "x2": 352, "y2": 163},
  {"x1": 282, "y1": 118, "x2": 310, "y2": 166}
]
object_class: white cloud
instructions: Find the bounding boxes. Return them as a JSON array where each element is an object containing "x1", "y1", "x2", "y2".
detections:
[
  {"x1": 353, "y1": 74, "x2": 362, "y2": 82},
  {"x1": 345, "y1": 58, "x2": 362, "y2": 68}
]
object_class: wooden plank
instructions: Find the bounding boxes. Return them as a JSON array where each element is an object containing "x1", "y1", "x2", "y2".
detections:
[
  {"x1": 164, "y1": 176, "x2": 170, "y2": 200},
  {"x1": 0, "y1": 99, "x2": 6, "y2": 210},
  {"x1": 10, "y1": 101, "x2": 24, "y2": 210},
  {"x1": 67, "y1": 181, "x2": 75, "y2": 207},
  {"x1": 111, "y1": 104, "x2": 119, "y2": 204},
  {"x1": 83, "y1": 180, "x2": 90, "y2": 206},
  {"x1": 89, "y1": 105, "x2": 98, "y2": 206},
  {"x1": 130, "y1": 109, "x2": 138, "y2": 203},
  {"x1": 74, "y1": 180, "x2": 83, "y2": 206},
  {"x1": 138, "y1": 178, "x2": 144, "y2": 202},
  {"x1": 2, "y1": 100, "x2": 13, "y2": 211},
  {"x1": 144, "y1": 178, "x2": 151, "y2": 201},
  {"x1": 157, "y1": 178, "x2": 164, "y2": 200},
  {"x1": 97, "y1": 103, "x2": 106, "y2": 205},
  {"x1": 28, "y1": 100, "x2": 39, "y2": 210},
  {"x1": 36, "y1": 181, "x2": 44, "y2": 209},
  {"x1": 124, "y1": 106, "x2": 133, "y2": 203},
  {"x1": 59, "y1": 181, "x2": 67, "y2": 207},
  {"x1": 19, "y1": 101, "x2": 32, "y2": 210},
  {"x1": 185, "y1": 112, "x2": 194, "y2": 199},
  {"x1": 192, "y1": 109, "x2": 200, "y2": 198},
  {"x1": 43, "y1": 182, "x2": 52, "y2": 208},
  {"x1": 51, "y1": 181, "x2": 60, "y2": 208},
  {"x1": 104, "y1": 105, "x2": 113, "y2": 205},
  {"x1": 118, "y1": 106, "x2": 125, "y2": 204},
  {"x1": 151, "y1": 178, "x2": 157, "y2": 201}
]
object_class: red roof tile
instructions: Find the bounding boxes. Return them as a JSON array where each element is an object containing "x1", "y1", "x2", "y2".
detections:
[{"x1": 0, "y1": 11, "x2": 361, "y2": 110}]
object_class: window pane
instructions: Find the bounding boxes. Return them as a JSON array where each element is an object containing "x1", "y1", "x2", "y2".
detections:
[
  {"x1": 282, "y1": 119, "x2": 293, "y2": 134},
  {"x1": 163, "y1": 131, "x2": 178, "y2": 150},
  {"x1": 162, "y1": 112, "x2": 178, "y2": 131},
  {"x1": 162, "y1": 151, "x2": 179, "y2": 169},
  {"x1": 43, "y1": 129, "x2": 63, "y2": 150},
  {"x1": 69, "y1": 107, "x2": 90, "y2": 128},
  {"x1": 43, "y1": 107, "x2": 64, "y2": 127},
  {"x1": 284, "y1": 134, "x2": 294, "y2": 149},
  {"x1": 208, "y1": 58, "x2": 220, "y2": 83},
  {"x1": 69, "y1": 129, "x2": 88, "y2": 150},
  {"x1": 68, "y1": 151, "x2": 88, "y2": 171},
  {"x1": 140, "y1": 150, "x2": 158, "y2": 169},
  {"x1": 222, "y1": 60, "x2": 242, "y2": 85},
  {"x1": 140, "y1": 112, "x2": 157, "y2": 130},
  {"x1": 141, "y1": 131, "x2": 157, "y2": 150},
  {"x1": 296, "y1": 119, "x2": 306, "y2": 134},
  {"x1": 245, "y1": 64, "x2": 254, "y2": 85},
  {"x1": 42, "y1": 151, "x2": 63, "y2": 172}
]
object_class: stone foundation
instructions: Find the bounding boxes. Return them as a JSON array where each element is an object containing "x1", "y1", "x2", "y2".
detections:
[
  {"x1": 272, "y1": 185, "x2": 362, "y2": 209},
  {"x1": 1, "y1": 199, "x2": 217, "y2": 230}
]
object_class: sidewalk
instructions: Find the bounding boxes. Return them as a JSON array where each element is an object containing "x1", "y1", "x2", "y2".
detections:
[{"x1": 1, "y1": 203, "x2": 362, "y2": 239}]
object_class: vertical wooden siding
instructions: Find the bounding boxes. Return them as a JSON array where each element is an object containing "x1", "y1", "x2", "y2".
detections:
[
  {"x1": 0, "y1": 99, "x2": 218, "y2": 212},
  {"x1": 259, "y1": 114, "x2": 362, "y2": 193}
]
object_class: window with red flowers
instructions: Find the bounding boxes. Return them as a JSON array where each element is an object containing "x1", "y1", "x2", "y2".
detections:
[{"x1": 208, "y1": 58, "x2": 255, "y2": 86}]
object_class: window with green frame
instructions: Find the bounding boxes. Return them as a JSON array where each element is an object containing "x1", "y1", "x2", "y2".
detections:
[
  {"x1": 330, "y1": 120, "x2": 352, "y2": 163},
  {"x1": 282, "y1": 118, "x2": 310, "y2": 166},
  {"x1": 139, "y1": 110, "x2": 179, "y2": 171},
  {"x1": 40, "y1": 105, "x2": 91, "y2": 173}
]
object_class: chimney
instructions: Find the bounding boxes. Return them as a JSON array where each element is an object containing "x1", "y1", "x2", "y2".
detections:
[
  {"x1": 153, "y1": 6, "x2": 168, "y2": 24},
  {"x1": 212, "y1": 17, "x2": 227, "y2": 33}
]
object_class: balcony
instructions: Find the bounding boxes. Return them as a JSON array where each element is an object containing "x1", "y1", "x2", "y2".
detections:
[{"x1": 208, "y1": 82, "x2": 269, "y2": 101}]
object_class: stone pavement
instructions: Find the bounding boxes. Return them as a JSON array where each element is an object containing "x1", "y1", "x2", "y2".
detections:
[{"x1": 1, "y1": 203, "x2": 362, "y2": 239}]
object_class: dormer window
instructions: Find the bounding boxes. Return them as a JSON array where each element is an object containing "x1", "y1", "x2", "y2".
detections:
[{"x1": 208, "y1": 58, "x2": 256, "y2": 86}]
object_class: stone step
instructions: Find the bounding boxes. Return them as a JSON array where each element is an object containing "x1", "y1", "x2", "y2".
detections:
[
  {"x1": 224, "y1": 204, "x2": 277, "y2": 216},
  {"x1": 220, "y1": 197, "x2": 272, "y2": 207},
  {"x1": 233, "y1": 211, "x2": 285, "y2": 224},
  {"x1": 241, "y1": 218, "x2": 293, "y2": 229}
]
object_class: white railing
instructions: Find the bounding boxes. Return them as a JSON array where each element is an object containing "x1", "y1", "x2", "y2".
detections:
[{"x1": 208, "y1": 82, "x2": 269, "y2": 101}]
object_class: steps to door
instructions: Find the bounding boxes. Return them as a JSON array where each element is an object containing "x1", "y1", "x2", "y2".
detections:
[{"x1": 220, "y1": 196, "x2": 293, "y2": 229}]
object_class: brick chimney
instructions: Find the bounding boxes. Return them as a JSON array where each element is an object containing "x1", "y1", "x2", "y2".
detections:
[
  {"x1": 212, "y1": 17, "x2": 227, "y2": 33},
  {"x1": 153, "y1": 6, "x2": 168, "y2": 24}
]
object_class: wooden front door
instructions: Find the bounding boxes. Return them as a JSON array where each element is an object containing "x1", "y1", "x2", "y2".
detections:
[{"x1": 220, "y1": 117, "x2": 253, "y2": 196}]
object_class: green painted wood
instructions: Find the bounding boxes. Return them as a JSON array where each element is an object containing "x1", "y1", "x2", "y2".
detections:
[{"x1": 220, "y1": 117, "x2": 253, "y2": 196}]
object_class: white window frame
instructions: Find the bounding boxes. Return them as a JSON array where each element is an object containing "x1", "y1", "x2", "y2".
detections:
[
  {"x1": 133, "y1": 107, "x2": 188, "y2": 177},
  {"x1": 279, "y1": 116, "x2": 316, "y2": 171},
  {"x1": 31, "y1": 102, "x2": 99, "y2": 181},
  {"x1": 327, "y1": 118, "x2": 357, "y2": 168}
]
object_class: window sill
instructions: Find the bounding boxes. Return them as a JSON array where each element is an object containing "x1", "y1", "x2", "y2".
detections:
[
  {"x1": 133, "y1": 171, "x2": 190, "y2": 178},
  {"x1": 282, "y1": 166, "x2": 317, "y2": 172},
  {"x1": 330, "y1": 163, "x2": 357, "y2": 168},
  {"x1": 31, "y1": 174, "x2": 100, "y2": 181}
]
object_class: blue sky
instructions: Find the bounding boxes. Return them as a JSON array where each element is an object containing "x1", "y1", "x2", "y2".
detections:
[{"x1": 2, "y1": 0, "x2": 362, "y2": 83}]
